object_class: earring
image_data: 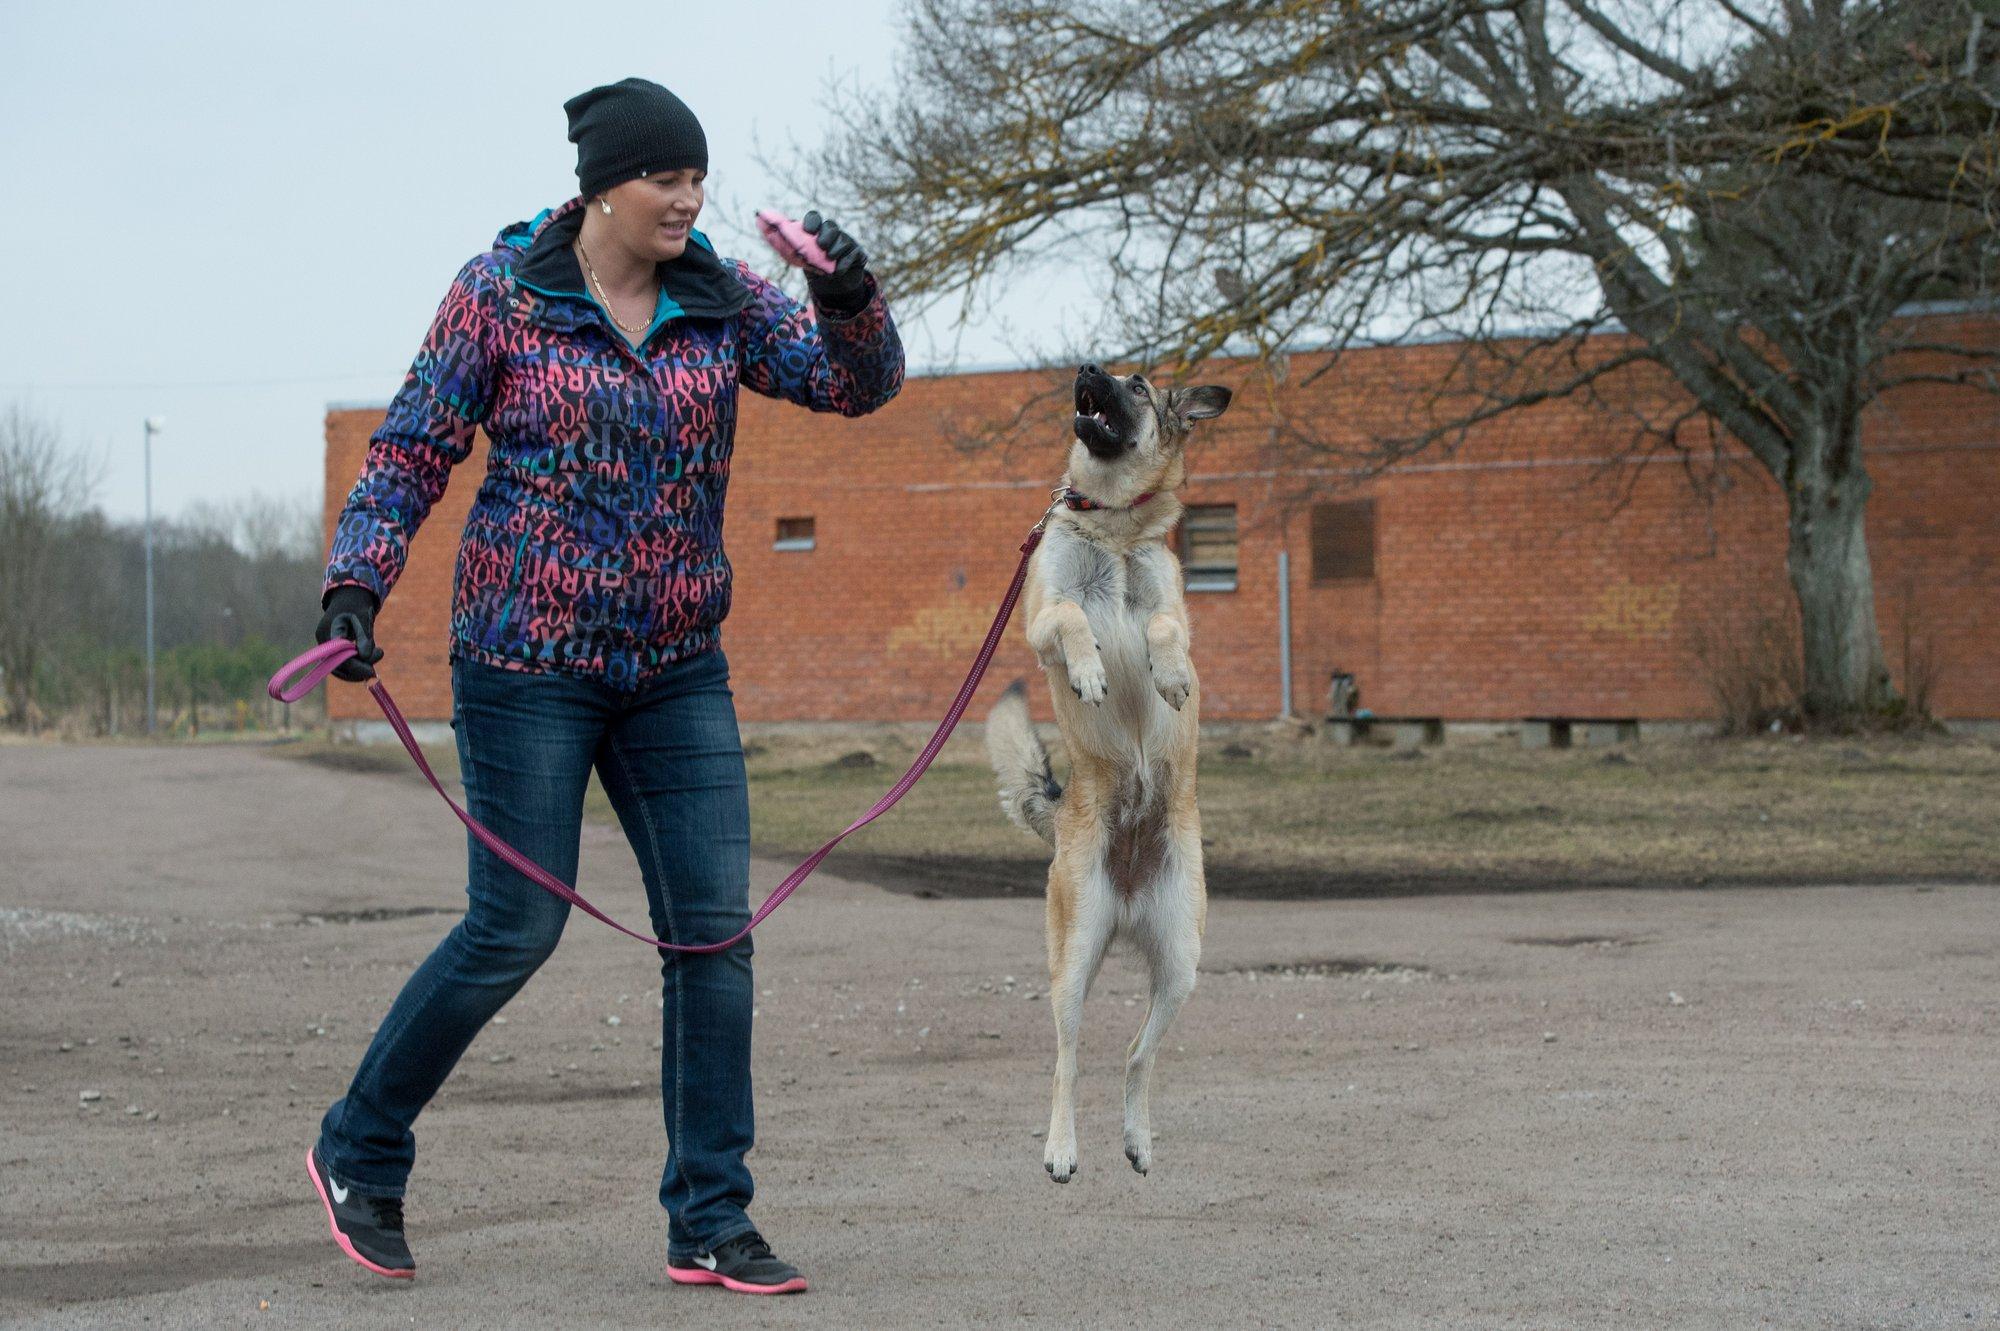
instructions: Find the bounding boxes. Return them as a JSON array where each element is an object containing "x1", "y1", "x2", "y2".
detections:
[{"x1": 600, "y1": 199, "x2": 612, "y2": 215}]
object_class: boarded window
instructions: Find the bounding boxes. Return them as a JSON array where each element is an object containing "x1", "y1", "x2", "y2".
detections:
[
  {"x1": 1310, "y1": 500, "x2": 1375, "y2": 582},
  {"x1": 1179, "y1": 504, "x2": 1238, "y2": 592},
  {"x1": 774, "y1": 517, "x2": 816, "y2": 552}
]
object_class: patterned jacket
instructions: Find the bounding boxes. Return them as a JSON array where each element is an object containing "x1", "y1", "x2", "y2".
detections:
[{"x1": 323, "y1": 196, "x2": 904, "y2": 689}]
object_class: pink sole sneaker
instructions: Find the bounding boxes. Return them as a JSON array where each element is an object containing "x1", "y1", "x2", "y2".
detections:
[
  {"x1": 306, "y1": 1147, "x2": 415, "y2": 1280},
  {"x1": 667, "y1": 1264, "x2": 808, "y2": 1295}
]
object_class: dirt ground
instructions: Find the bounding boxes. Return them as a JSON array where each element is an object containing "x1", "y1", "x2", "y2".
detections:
[{"x1": 2, "y1": 741, "x2": 1996, "y2": 1329}]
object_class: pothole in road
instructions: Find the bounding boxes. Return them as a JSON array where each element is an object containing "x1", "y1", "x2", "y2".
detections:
[
  {"x1": 300, "y1": 907, "x2": 464, "y2": 925},
  {"x1": 1507, "y1": 934, "x2": 1646, "y2": 949},
  {"x1": 1207, "y1": 958, "x2": 1433, "y2": 981}
]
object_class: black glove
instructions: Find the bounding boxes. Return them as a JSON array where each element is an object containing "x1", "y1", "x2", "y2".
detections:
[
  {"x1": 801, "y1": 211, "x2": 872, "y2": 316},
  {"x1": 315, "y1": 586, "x2": 384, "y2": 682}
]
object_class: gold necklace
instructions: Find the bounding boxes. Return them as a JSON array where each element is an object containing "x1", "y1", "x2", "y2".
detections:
[{"x1": 574, "y1": 239, "x2": 651, "y2": 334}]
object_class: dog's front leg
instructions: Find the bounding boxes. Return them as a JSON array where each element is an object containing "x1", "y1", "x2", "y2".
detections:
[
  {"x1": 1028, "y1": 601, "x2": 1107, "y2": 706},
  {"x1": 1129, "y1": 544, "x2": 1192, "y2": 711},
  {"x1": 1145, "y1": 612, "x2": 1193, "y2": 711}
]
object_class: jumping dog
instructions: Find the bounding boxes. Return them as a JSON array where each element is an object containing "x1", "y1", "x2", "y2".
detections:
[{"x1": 985, "y1": 362, "x2": 1232, "y2": 1182}]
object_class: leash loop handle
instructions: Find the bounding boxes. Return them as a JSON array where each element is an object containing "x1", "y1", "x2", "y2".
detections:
[
  {"x1": 268, "y1": 639, "x2": 358, "y2": 705},
  {"x1": 269, "y1": 525, "x2": 1046, "y2": 954}
]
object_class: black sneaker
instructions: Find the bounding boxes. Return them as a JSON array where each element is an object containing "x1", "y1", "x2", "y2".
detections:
[
  {"x1": 666, "y1": 1231, "x2": 807, "y2": 1295},
  {"x1": 306, "y1": 1145, "x2": 415, "y2": 1279}
]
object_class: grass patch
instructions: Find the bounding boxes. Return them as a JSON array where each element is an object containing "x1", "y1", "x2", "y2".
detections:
[
  {"x1": 273, "y1": 728, "x2": 2000, "y2": 899},
  {"x1": 742, "y1": 732, "x2": 2000, "y2": 897}
]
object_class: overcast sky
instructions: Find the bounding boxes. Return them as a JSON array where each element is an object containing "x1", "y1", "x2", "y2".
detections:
[{"x1": 0, "y1": 1, "x2": 1082, "y2": 526}]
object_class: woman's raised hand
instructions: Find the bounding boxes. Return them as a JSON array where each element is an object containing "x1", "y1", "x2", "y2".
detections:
[{"x1": 800, "y1": 212, "x2": 872, "y2": 313}]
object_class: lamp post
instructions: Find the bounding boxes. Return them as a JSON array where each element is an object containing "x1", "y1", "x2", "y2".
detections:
[
  {"x1": 1276, "y1": 548, "x2": 1293, "y2": 719},
  {"x1": 143, "y1": 416, "x2": 164, "y2": 735}
]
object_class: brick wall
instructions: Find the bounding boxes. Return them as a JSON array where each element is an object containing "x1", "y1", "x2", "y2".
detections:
[{"x1": 324, "y1": 331, "x2": 2000, "y2": 725}]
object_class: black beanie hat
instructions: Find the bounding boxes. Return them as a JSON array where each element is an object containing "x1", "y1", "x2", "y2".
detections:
[{"x1": 564, "y1": 78, "x2": 708, "y2": 199}]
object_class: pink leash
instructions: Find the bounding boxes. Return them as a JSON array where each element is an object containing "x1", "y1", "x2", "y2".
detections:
[{"x1": 269, "y1": 514, "x2": 1054, "y2": 955}]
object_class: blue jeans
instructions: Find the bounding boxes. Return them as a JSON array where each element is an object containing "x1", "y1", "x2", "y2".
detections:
[{"x1": 315, "y1": 648, "x2": 759, "y2": 1261}]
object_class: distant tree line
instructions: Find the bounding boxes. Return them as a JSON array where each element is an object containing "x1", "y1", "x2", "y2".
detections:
[{"x1": 0, "y1": 404, "x2": 325, "y2": 735}]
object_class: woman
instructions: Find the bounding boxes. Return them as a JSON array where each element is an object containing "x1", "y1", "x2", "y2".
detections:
[{"x1": 305, "y1": 77, "x2": 902, "y2": 1296}]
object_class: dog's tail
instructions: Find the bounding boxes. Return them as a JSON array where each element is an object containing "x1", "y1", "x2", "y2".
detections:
[{"x1": 985, "y1": 679, "x2": 1060, "y2": 847}]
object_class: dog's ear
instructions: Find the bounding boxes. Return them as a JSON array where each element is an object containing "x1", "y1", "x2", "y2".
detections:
[{"x1": 1170, "y1": 385, "x2": 1232, "y2": 425}]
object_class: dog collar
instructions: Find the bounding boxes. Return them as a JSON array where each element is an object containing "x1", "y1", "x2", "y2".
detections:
[{"x1": 1061, "y1": 487, "x2": 1155, "y2": 512}]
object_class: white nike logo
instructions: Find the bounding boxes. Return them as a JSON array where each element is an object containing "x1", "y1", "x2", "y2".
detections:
[
  {"x1": 330, "y1": 1179, "x2": 349, "y2": 1204},
  {"x1": 694, "y1": 1253, "x2": 717, "y2": 1270}
]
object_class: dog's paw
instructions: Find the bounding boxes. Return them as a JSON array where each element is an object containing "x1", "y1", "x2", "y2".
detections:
[
  {"x1": 1124, "y1": 1136, "x2": 1152, "y2": 1176},
  {"x1": 1067, "y1": 656, "x2": 1108, "y2": 707},
  {"x1": 1151, "y1": 662, "x2": 1191, "y2": 711},
  {"x1": 1044, "y1": 1138, "x2": 1078, "y2": 1184}
]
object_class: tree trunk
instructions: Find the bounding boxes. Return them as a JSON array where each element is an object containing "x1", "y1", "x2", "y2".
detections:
[
  {"x1": 1784, "y1": 439, "x2": 1895, "y2": 724},
  {"x1": 2, "y1": 643, "x2": 36, "y2": 733}
]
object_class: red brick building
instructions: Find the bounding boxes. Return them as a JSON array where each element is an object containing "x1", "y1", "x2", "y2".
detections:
[{"x1": 324, "y1": 328, "x2": 2000, "y2": 729}]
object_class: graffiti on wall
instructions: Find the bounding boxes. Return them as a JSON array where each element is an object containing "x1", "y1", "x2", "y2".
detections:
[
  {"x1": 886, "y1": 599, "x2": 999, "y2": 658},
  {"x1": 1582, "y1": 581, "x2": 1682, "y2": 638}
]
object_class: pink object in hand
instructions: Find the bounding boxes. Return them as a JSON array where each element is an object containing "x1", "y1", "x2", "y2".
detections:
[{"x1": 755, "y1": 209, "x2": 836, "y2": 275}]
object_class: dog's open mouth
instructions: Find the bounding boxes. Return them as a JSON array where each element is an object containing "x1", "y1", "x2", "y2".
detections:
[
  {"x1": 1075, "y1": 380, "x2": 1108, "y2": 427},
  {"x1": 1073, "y1": 372, "x2": 1127, "y2": 456}
]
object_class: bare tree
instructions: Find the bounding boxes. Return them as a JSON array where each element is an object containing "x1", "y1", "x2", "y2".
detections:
[
  {"x1": 180, "y1": 491, "x2": 323, "y2": 648},
  {"x1": 181, "y1": 491, "x2": 320, "y2": 565},
  {"x1": 808, "y1": 0, "x2": 1999, "y2": 725},
  {"x1": 0, "y1": 405, "x2": 103, "y2": 729}
]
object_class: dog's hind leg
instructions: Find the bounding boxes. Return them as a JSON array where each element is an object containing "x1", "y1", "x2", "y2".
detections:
[
  {"x1": 1122, "y1": 850, "x2": 1202, "y2": 1175},
  {"x1": 1044, "y1": 860, "x2": 1114, "y2": 1184}
]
